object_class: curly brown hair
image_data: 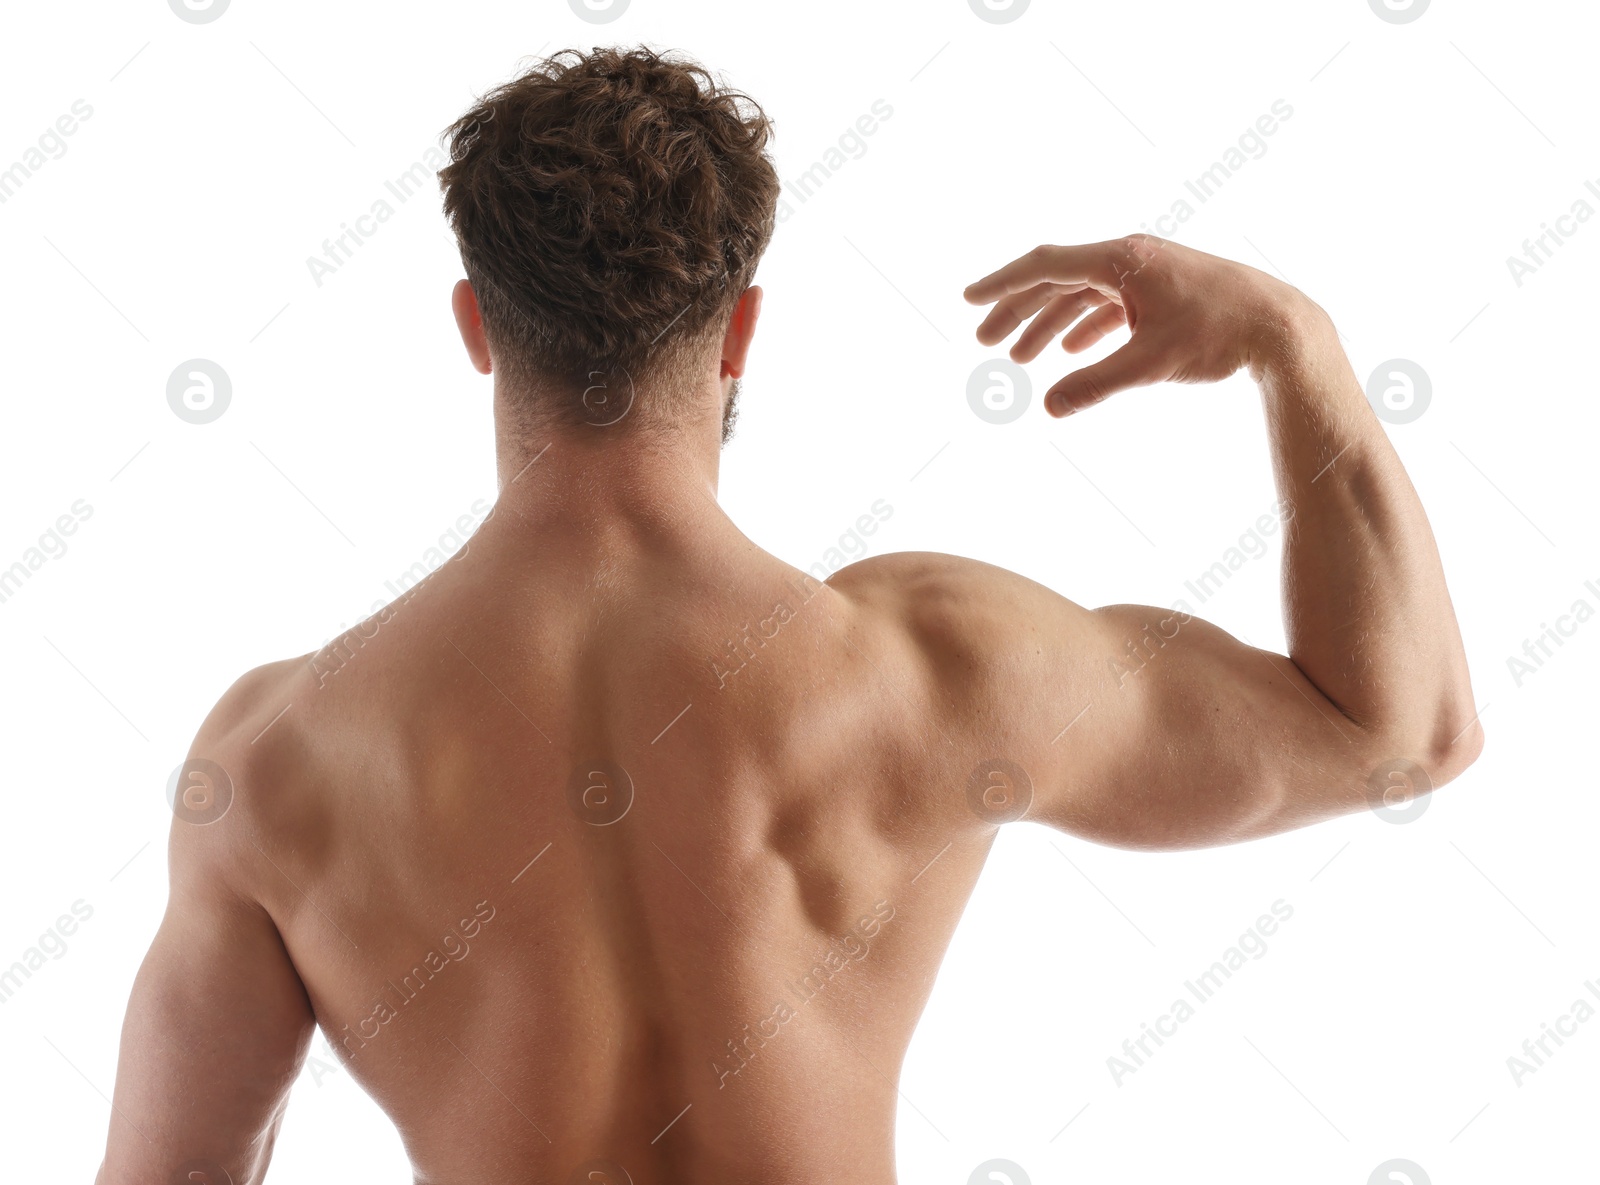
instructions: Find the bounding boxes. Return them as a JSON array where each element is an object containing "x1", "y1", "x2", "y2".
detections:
[{"x1": 438, "y1": 47, "x2": 780, "y2": 427}]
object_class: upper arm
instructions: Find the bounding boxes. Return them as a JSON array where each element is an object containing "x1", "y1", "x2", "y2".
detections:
[
  {"x1": 1035, "y1": 599, "x2": 1377, "y2": 847},
  {"x1": 845, "y1": 553, "x2": 1399, "y2": 849},
  {"x1": 99, "y1": 698, "x2": 315, "y2": 1184}
]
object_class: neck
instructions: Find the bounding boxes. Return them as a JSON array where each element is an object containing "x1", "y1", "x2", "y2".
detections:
[{"x1": 483, "y1": 381, "x2": 737, "y2": 556}]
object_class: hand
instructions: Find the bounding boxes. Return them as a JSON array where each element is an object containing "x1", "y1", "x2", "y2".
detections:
[{"x1": 963, "y1": 235, "x2": 1318, "y2": 416}]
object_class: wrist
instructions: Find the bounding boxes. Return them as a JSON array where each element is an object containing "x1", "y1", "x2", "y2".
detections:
[{"x1": 1246, "y1": 290, "x2": 1338, "y2": 386}]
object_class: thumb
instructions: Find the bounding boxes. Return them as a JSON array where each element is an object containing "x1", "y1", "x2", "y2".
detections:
[{"x1": 1046, "y1": 340, "x2": 1155, "y2": 417}]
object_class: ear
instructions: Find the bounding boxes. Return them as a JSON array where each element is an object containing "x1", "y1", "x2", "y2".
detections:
[
  {"x1": 452, "y1": 279, "x2": 493, "y2": 375},
  {"x1": 720, "y1": 286, "x2": 763, "y2": 380}
]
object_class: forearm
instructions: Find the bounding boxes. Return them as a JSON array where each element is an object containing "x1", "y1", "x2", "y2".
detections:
[{"x1": 1253, "y1": 303, "x2": 1480, "y2": 774}]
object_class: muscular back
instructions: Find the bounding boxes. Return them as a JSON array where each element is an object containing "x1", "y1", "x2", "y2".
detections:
[{"x1": 134, "y1": 523, "x2": 1021, "y2": 1184}]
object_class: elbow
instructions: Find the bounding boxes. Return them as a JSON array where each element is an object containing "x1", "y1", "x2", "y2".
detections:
[
  {"x1": 1381, "y1": 709, "x2": 1484, "y2": 797},
  {"x1": 1430, "y1": 712, "x2": 1485, "y2": 788},
  {"x1": 1425, "y1": 674, "x2": 1486, "y2": 789},
  {"x1": 1358, "y1": 701, "x2": 1484, "y2": 808}
]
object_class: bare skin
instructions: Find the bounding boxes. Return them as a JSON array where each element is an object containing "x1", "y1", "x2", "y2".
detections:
[{"x1": 98, "y1": 236, "x2": 1482, "y2": 1185}]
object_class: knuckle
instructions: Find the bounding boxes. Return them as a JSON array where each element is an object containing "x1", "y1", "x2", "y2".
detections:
[
  {"x1": 1120, "y1": 233, "x2": 1162, "y2": 267},
  {"x1": 1078, "y1": 373, "x2": 1110, "y2": 405}
]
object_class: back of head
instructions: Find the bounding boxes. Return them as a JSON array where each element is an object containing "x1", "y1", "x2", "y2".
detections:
[{"x1": 438, "y1": 46, "x2": 780, "y2": 432}]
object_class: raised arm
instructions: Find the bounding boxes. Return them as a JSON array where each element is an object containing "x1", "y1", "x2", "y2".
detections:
[{"x1": 919, "y1": 235, "x2": 1481, "y2": 846}]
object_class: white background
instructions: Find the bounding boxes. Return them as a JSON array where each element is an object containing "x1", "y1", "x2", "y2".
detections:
[{"x1": 0, "y1": 0, "x2": 1594, "y2": 1181}]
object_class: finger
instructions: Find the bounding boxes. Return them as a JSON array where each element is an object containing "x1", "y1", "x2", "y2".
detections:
[
  {"x1": 1009, "y1": 291, "x2": 1106, "y2": 362},
  {"x1": 974, "y1": 282, "x2": 1066, "y2": 346},
  {"x1": 1060, "y1": 302, "x2": 1127, "y2": 354},
  {"x1": 1046, "y1": 339, "x2": 1160, "y2": 417},
  {"x1": 964, "y1": 243, "x2": 1122, "y2": 306}
]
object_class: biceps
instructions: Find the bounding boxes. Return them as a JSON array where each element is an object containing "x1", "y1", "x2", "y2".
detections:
[
  {"x1": 1035, "y1": 604, "x2": 1375, "y2": 849},
  {"x1": 101, "y1": 891, "x2": 314, "y2": 1183}
]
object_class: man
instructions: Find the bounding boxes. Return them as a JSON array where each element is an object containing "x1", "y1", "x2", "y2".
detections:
[{"x1": 98, "y1": 46, "x2": 1481, "y2": 1185}]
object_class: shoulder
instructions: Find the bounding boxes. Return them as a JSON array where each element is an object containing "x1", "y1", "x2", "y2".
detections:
[
  {"x1": 824, "y1": 549, "x2": 1039, "y2": 609},
  {"x1": 196, "y1": 655, "x2": 312, "y2": 747},
  {"x1": 188, "y1": 654, "x2": 319, "y2": 784},
  {"x1": 825, "y1": 550, "x2": 1092, "y2": 656},
  {"x1": 822, "y1": 551, "x2": 1101, "y2": 721},
  {"x1": 165, "y1": 655, "x2": 318, "y2": 889}
]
